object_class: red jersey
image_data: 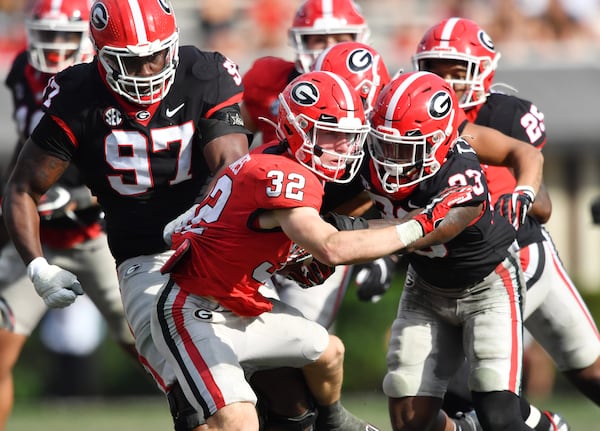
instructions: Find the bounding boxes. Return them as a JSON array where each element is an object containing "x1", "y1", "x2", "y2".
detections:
[
  {"x1": 242, "y1": 57, "x2": 300, "y2": 143},
  {"x1": 170, "y1": 151, "x2": 324, "y2": 316}
]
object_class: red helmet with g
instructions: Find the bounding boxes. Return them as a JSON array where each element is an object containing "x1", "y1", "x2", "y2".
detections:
[
  {"x1": 277, "y1": 70, "x2": 369, "y2": 183},
  {"x1": 26, "y1": 0, "x2": 94, "y2": 74},
  {"x1": 412, "y1": 17, "x2": 499, "y2": 110},
  {"x1": 289, "y1": 0, "x2": 369, "y2": 73},
  {"x1": 89, "y1": 0, "x2": 179, "y2": 105},
  {"x1": 312, "y1": 41, "x2": 391, "y2": 115},
  {"x1": 368, "y1": 71, "x2": 459, "y2": 195}
]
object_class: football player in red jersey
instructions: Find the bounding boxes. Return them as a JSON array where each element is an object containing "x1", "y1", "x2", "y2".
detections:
[
  {"x1": 1, "y1": 0, "x2": 250, "y2": 430},
  {"x1": 415, "y1": 16, "x2": 599, "y2": 430},
  {"x1": 0, "y1": 0, "x2": 137, "y2": 429},
  {"x1": 154, "y1": 70, "x2": 472, "y2": 431},
  {"x1": 363, "y1": 71, "x2": 532, "y2": 431}
]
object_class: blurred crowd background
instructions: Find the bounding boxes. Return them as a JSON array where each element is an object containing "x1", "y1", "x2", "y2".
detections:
[{"x1": 0, "y1": 0, "x2": 599, "y2": 403}]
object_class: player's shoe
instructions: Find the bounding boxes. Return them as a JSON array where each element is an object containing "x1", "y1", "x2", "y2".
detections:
[
  {"x1": 316, "y1": 401, "x2": 380, "y2": 431},
  {"x1": 544, "y1": 411, "x2": 571, "y2": 431},
  {"x1": 453, "y1": 410, "x2": 483, "y2": 431}
]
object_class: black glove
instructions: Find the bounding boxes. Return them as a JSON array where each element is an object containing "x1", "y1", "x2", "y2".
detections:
[
  {"x1": 592, "y1": 196, "x2": 600, "y2": 225},
  {"x1": 495, "y1": 186, "x2": 535, "y2": 229},
  {"x1": 322, "y1": 212, "x2": 369, "y2": 231},
  {"x1": 354, "y1": 255, "x2": 397, "y2": 303}
]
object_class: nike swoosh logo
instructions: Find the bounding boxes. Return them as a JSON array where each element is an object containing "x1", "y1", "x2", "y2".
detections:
[
  {"x1": 406, "y1": 200, "x2": 420, "y2": 209},
  {"x1": 166, "y1": 103, "x2": 185, "y2": 117}
]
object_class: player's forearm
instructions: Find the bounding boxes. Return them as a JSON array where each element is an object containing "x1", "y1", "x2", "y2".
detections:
[{"x1": 2, "y1": 186, "x2": 43, "y2": 264}]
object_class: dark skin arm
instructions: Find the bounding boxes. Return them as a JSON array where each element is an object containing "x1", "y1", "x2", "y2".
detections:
[
  {"x1": 2, "y1": 138, "x2": 68, "y2": 264},
  {"x1": 463, "y1": 122, "x2": 544, "y2": 195},
  {"x1": 368, "y1": 205, "x2": 482, "y2": 254}
]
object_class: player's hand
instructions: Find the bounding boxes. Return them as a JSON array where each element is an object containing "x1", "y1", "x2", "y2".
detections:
[
  {"x1": 413, "y1": 185, "x2": 474, "y2": 234},
  {"x1": 591, "y1": 196, "x2": 600, "y2": 225},
  {"x1": 27, "y1": 257, "x2": 83, "y2": 308},
  {"x1": 163, "y1": 204, "x2": 200, "y2": 246},
  {"x1": 354, "y1": 255, "x2": 396, "y2": 303},
  {"x1": 495, "y1": 186, "x2": 536, "y2": 229},
  {"x1": 278, "y1": 244, "x2": 335, "y2": 289}
]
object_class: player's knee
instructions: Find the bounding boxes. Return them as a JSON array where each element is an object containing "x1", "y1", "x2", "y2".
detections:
[
  {"x1": 472, "y1": 391, "x2": 524, "y2": 431},
  {"x1": 319, "y1": 335, "x2": 344, "y2": 367}
]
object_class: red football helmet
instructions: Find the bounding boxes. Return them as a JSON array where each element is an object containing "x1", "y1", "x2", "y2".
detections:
[
  {"x1": 289, "y1": 0, "x2": 369, "y2": 73},
  {"x1": 277, "y1": 71, "x2": 369, "y2": 183},
  {"x1": 368, "y1": 71, "x2": 459, "y2": 194},
  {"x1": 89, "y1": 0, "x2": 179, "y2": 105},
  {"x1": 312, "y1": 41, "x2": 391, "y2": 115},
  {"x1": 412, "y1": 17, "x2": 500, "y2": 109},
  {"x1": 25, "y1": 0, "x2": 94, "y2": 74}
]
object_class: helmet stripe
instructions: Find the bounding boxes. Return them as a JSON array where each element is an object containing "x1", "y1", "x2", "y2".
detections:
[
  {"x1": 439, "y1": 16, "x2": 460, "y2": 47},
  {"x1": 50, "y1": 0, "x2": 63, "y2": 12},
  {"x1": 128, "y1": 0, "x2": 148, "y2": 43},
  {"x1": 384, "y1": 71, "x2": 428, "y2": 127},
  {"x1": 322, "y1": 0, "x2": 333, "y2": 18}
]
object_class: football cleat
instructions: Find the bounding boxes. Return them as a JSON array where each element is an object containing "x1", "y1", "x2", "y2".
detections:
[{"x1": 544, "y1": 410, "x2": 571, "y2": 431}]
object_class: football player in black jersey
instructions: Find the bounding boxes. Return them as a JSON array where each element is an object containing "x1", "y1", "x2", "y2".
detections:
[
  {"x1": 416, "y1": 17, "x2": 599, "y2": 430},
  {"x1": 0, "y1": 0, "x2": 137, "y2": 429},
  {"x1": 2, "y1": 0, "x2": 250, "y2": 430},
  {"x1": 362, "y1": 71, "x2": 533, "y2": 431}
]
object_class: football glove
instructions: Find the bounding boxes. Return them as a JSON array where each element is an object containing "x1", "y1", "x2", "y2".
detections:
[
  {"x1": 495, "y1": 185, "x2": 536, "y2": 229},
  {"x1": 163, "y1": 204, "x2": 200, "y2": 246},
  {"x1": 354, "y1": 255, "x2": 396, "y2": 303},
  {"x1": 413, "y1": 185, "x2": 475, "y2": 234},
  {"x1": 322, "y1": 212, "x2": 369, "y2": 231},
  {"x1": 278, "y1": 244, "x2": 335, "y2": 289},
  {"x1": 37, "y1": 185, "x2": 72, "y2": 221},
  {"x1": 27, "y1": 257, "x2": 83, "y2": 308},
  {"x1": 591, "y1": 196, "x2": 600, "y2": 225}
]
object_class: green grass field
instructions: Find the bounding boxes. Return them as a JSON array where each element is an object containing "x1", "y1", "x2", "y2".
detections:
[{"x1": 7, "y1": 391, "x2": 600, "y2": 430}]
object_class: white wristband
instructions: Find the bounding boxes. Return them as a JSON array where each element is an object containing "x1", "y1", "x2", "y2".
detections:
[
  {"x1": 27, "y1": 257, "x2": 49, "y2": 281},
  {"x1": 395, "y1": 220, "x2": 424, "y2": 246}
]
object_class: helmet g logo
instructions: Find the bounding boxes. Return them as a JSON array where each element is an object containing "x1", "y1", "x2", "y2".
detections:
[
  {"x1": 429, "y1": 91, "x2": 452, "y2": 119},
  {"x1": 91, "y1": 2, "x2": 108, "y2": 30},
  {"x1": 291, "y1": 82, "x2": 319, "y2": 106},
  {"x1": 478, "y1": 30, "x2": 495, "y2": 53},
  {"x1": 157, "y1": 0, "x2": 172, "y2": 14},
  {"x1": 347, "y1": 49, "x2": 373, "y2": 73}
]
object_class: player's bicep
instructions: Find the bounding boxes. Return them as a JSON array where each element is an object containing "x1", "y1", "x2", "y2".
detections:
[
  {"x1": 9, "y1": 137, "x2": 69, "y2": 200},
  {"x1": 275, "y1": 206, "x2": 337, "y2": 253}
]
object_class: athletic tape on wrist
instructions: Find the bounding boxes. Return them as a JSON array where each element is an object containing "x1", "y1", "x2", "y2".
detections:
[{"x1": 395, "y1": 220, "x2": 424, "y2": 246}]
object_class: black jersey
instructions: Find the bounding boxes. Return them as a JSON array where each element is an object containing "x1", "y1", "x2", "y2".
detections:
[
  {"x1": 30, "y1": 46, "x2": 249, "y2": 264},
  {"x1": 471, "y1": 92, "x2": 547, "y2": 248},
  {"x1": 362, "y1": 139, "x2": 516, "y2": 289}
]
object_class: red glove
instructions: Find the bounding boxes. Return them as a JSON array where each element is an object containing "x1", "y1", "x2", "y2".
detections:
[
  {"x1": 278, "y1": 244, "x2": 335, "y2": 289},
  {"x1": 413, "y1": 185, "x2": 474, "y2": 234}
]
